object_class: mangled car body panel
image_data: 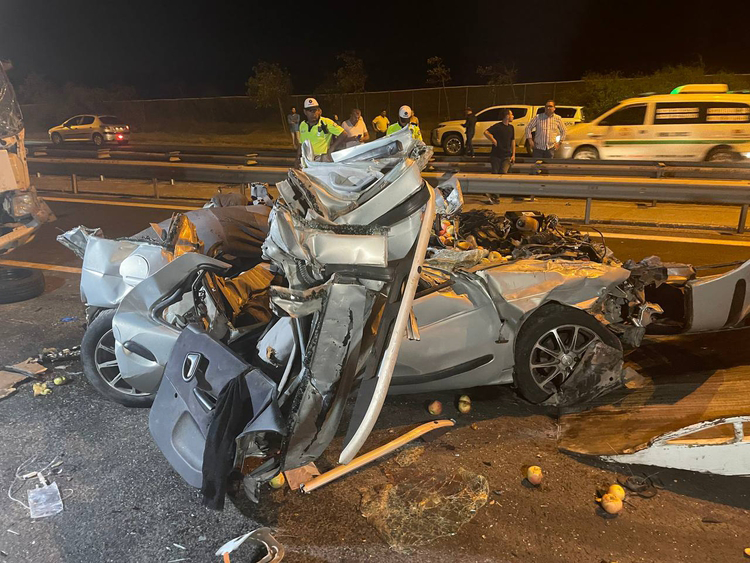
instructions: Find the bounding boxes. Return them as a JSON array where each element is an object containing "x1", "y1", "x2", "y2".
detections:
[
  {"x1": 602, "y1": 416, "x2": 750, "y2": 476},
  {"x1": 391, "y1": 259, "x2": 632, "y2": 396}
]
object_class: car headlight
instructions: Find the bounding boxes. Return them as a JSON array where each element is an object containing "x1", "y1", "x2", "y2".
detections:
[
  {"x1": 11, "y1": 193, "x2": 36, "y2": 217},
  {"x1": 742, "y1": 151, "x2": 750, "y2": 159}
]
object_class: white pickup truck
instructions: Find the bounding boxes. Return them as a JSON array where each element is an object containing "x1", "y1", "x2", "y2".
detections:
[{"x1": 431, "y1": 104, "x2": 584, "y2": 156}]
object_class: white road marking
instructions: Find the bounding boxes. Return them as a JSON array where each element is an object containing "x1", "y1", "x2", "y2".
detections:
[
  {"x1": 595, "y1": 231, "x2": 750, "y2": 247},
  {"x1": 0, "y1": 259, "x2": 82, "y2": 274},
  {"x1": 42, "y1": 196, "x2": 198, "y2": 211}
]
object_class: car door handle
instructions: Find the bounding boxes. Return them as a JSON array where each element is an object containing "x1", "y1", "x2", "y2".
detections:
[
  {"x1": 638, "y1": 130, "x2": 647, "y2": 134},
  {"x1": 193, "y1": 388, "x2": 216, "y2": 412},
  {"x1": 182, "y1": 352, "x2": 203, "y2": 382},
  {"x1": 517, "y1": 122, "x2": 526, "y2": 126},
  {"x1": 587, "y1": 133, "x2": 603, "y2": 138}
]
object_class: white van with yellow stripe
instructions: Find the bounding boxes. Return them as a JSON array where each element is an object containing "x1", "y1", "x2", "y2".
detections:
[{"x1": 559, "y1": 84, "x2": 750, "y2": 162}]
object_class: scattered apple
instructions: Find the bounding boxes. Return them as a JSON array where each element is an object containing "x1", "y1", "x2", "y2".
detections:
[
  {"x1": 600, "y1": 493, "x2": 623, "y2": 514},
  {"x1": 427, "y1": 400, "x2": 443, "y2": 415},
  {"x1": 608, "y1": 484, "x2": 626, "y2": 501},
  {"x1": 269, "y1": 473, "x2": 286, "y2": 489},
  {"x1": 526, "y1": 465, "x2": 543, "y2": 486},
  {"x1": 457, "y1": 395, "x2": 472, "y2": 413}
]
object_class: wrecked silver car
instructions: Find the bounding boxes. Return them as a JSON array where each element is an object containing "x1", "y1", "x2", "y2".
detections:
[
  {"x1": 0, "y1": 62, "x2": 56, "y2": 303},
  {"x1": 63, "y1": 127, "x2": 750, "y2": 506}
]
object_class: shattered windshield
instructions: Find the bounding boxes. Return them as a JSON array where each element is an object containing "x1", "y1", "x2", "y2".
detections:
[{"x1": 0, "y1": 66, "x2": 23, "y2": 138}]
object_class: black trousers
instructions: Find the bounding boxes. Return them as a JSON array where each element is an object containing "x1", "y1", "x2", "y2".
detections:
[{"x1": 490, "y1": 156, "x2": 512, "y2": 174}]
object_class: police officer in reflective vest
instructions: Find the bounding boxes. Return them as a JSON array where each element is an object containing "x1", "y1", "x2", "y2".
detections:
[
  {"x1": 386, "y1": 105, "x2": 423, "y2": 141},
  {"x1": 298, "y1": 97, "x2": 348, "y2": 160}
]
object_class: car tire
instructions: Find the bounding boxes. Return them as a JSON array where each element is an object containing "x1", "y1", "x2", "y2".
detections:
[
  {"x1": 442, "y1": 133, "x2": 464, "y2": 156},
  {"x1": 92, "y1": 133, "x2": 104, "y2": 147},
  {"x1": 573, "y1": 146, "x2": 599, "y2": 160},
  {"x1": 0, "y1": 267, "x2": 45, "y2": 304},
  {"x1": 81, "y1": 308, "x2": 155, "y2": 408},
  {"x1": 51, "y1": 133, "x2": 63, "y2": 145},
  {"x1": 706, "y1": 147, "x2": 737, "y2": 162},
  {"x1": 513, "y1": 303, "x2": 621, "y2": 404}
]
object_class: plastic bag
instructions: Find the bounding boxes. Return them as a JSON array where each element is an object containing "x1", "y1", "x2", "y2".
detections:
[{"x1": 27, "y1": 482, "x2": 64, "y2": 518}]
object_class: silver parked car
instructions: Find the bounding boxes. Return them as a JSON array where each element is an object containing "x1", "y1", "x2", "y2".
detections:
[
  {"x1": 48, "y1": 115, "x2": 130, "y2": 146},
  {"x1": 60, "y1": 127, "x2": 750, "y2": 506}
]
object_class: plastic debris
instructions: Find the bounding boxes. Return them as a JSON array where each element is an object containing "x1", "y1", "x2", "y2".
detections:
[
  {"x1": 27, "y1": 482, "x2": 64, "y2": 518},
  {"x1": 59, "y1": 316, "x2": 78, "y2": 323},
  {"x1": 32, "y1": 383, "x2": 51, "y2": 396},
  {"x1": 35, "y1": 346, "x2": 81, "y2": 365},
  {"x1": 52, "y1": 375, "x2": 71, "y2": 386},
  {"x1": 216, "y1": 527, "x2": 285, "y2": 562}
]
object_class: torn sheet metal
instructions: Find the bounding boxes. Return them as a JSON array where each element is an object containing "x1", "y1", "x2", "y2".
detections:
[
  {"x1": 283, "y1": 279, "x2": 372, "y2": 469},
  {"x1": 602, "y1": 416, "x2": 750, "y2": 476},
  {"x1": 269, "y1": 281, "x2": 330, "y2": 318},
  {"x1": 543, "y1": 341, "x2": 625, "y2": 407},
  {"x1": 433, "y1": 174, "x2": 464, "y2": 216},
  {"x1": 56, "y1": 226, "x2": 103, "y2": 259}
]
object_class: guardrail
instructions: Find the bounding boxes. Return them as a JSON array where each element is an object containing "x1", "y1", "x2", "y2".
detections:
[
  {"x1": 28, "y1": 159, "x2": 750, "y2": 233},
  {"x1": 29, "y1": 144, "x2": 750, "y2": 181}
]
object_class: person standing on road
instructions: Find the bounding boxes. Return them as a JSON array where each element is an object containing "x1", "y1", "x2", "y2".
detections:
[
  {"x1": 463, "y1": 107, "x2": 477, "y2": 157},
  {"x1": 386, "y1": 105, "x2": 422, "y2": 141},
  {"x1": 525, "y1": 99, "x2": 566, "y2": 159},
  {"x1": 485, "y1": 108, "x2": 515, "y2": 173},
  {"x1": 298, "y1": 97, "x2": 348, "y2": 160},
  {"x1": 484, "y1": 108, "x2": 515, "y2": 204},
  {"x1": 372, "y1": 110, "x2": 390, "y2": 139},
  {"x1": 342, "y1": 108, "x2": 370, "y2": 148},
  {"x1": 287, "y1": 107, "x2": 300, "y2": 149}
]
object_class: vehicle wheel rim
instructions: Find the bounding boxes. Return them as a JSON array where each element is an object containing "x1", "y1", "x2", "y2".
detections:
[
  {"x1": 709, "y1": 152, "x2": 733, "y2": 162},
  {"x1": 94, "y1": 329, "x2": 150, "y2": 397},
  {"x1": 52, "y1": 134, "x2": 61, "y2": 144},
  {"x1": 94, "y1": 136, "x2": 102, "y2": 146},
  {"x1": 574, "y1": 150, "x2": 597, "y2": 160},
  {"x1": 528, "y1": 324, "x2": 600, "y2": 393},
  {"x1": 445, "y1": 137, "x2": 462, "y2": 155}
]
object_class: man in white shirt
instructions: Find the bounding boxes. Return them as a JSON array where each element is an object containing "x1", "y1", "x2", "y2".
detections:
[
  {"x1": 341, "y1": 109, "x2": 370, "y2": 148},
  {"x1": 525, "y1": 99, "x2": 566, "y2": 159}
]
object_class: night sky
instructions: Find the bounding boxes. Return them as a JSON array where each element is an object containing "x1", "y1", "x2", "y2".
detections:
[{"x1": 1, "y1": 0, "x2": 749, "y2": 98}]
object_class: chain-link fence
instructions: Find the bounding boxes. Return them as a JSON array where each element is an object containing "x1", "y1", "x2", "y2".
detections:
[
  {"x1": 20, "y1": 79, "x2": 593, "y2": 135},
  {"x1": 21, "y1": 76, "x2": 750, "y2": 138}
]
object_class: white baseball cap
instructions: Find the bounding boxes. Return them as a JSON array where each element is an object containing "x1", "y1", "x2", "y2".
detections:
[
  {"x1": 398, "y1": 105, "x2": 413, "y2": 119},
  {"x1": 304, "y1": 97, "x2": 320, "y2": 109}
]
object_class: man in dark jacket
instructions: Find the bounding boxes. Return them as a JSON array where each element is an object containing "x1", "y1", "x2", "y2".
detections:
[{"x1": 463, "y1": 107, "x2": 477, "y2": 157}]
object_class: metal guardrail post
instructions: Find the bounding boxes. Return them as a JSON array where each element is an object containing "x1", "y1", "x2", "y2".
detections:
[
  {"x1": 71, "y1": 173, "x2": 78, "y2": 194},
  {"x1": 739, "y1": 204, "x2": 748, "y2": 234},
  {"x1": 584, "y1": 198, "x2": 592, "y2": 224},
  {"x1": 152, "y1": 178, "x2": 159, "y2": 199}
]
